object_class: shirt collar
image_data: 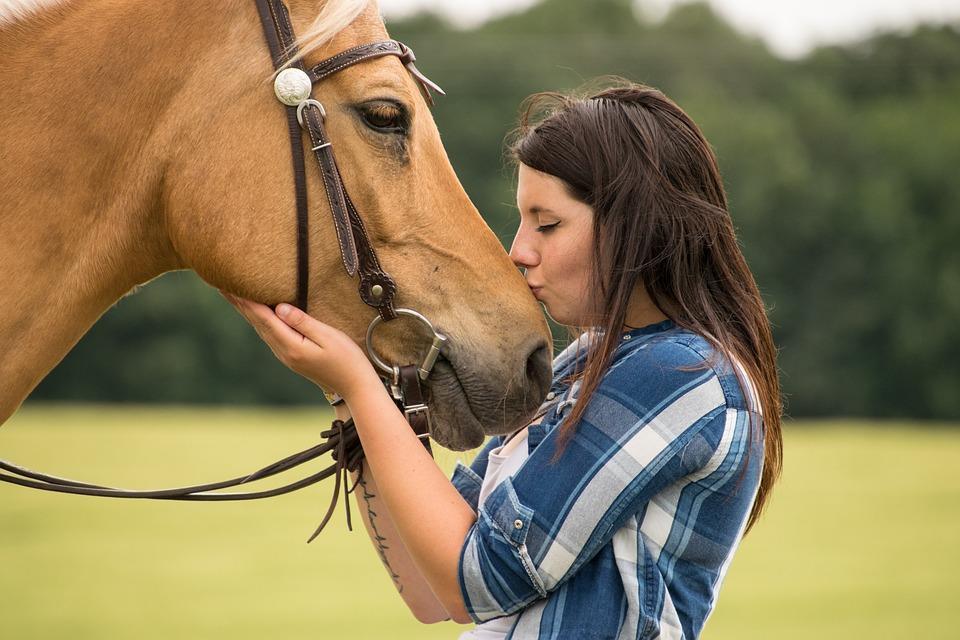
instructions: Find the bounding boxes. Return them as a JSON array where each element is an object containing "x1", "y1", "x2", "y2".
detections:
[
  {"x1": 621, "y1": 318, "x2": 676, "y2": 340},
  {"x1": 528, "y1": 318, "x2": 677, "y2": 453}
]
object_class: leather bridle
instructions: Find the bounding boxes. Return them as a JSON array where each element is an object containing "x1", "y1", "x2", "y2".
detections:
[{"x1": 0, "y1": 0, "x2": 447, "y2": 542}]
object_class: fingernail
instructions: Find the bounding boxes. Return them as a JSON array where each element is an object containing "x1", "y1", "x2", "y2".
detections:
[{"x1": 276, "y1": 303, "x2": 292, "y2": 318}]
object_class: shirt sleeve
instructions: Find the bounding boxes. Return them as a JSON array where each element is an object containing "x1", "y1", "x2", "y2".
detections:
[
  {"x1": 450, "y1": 435, "x2": 503, "y2": 512},
  {"x1": 457, "y1": 338, "x2": 730, "y2": 622}
]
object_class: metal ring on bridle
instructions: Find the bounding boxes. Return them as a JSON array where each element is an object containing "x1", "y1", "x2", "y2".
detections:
[
  {"x1": 365, "y1": 308, "x2": 447, "y2": 380},
  {"x1": 296, "y1": 99, "x2": 326, "y2": 128}
]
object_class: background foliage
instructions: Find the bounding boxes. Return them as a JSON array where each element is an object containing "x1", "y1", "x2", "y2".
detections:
[{"x1": 31, "y1": 0, "x2": 960, "y2": 419}]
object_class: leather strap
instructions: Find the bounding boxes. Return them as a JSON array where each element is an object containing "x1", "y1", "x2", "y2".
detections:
[
  {"x1": 0, "y1": 409, "x2": 404, "y2": 543},
  {"x1": 308, "y1": 40, "x2": 445, "y2": 106},
  {"x1": 253, "y1": 0, "x2": 318, "y2": 311},
  {"x1": 254, "y1": 0, "x2": 442, "y2": 317},
  {"x1": 0, "y1": 435, "x2": 343, "y2": 500},
  {"x1": 399, "y1": 364, "x2": 432, "y2": 456}
]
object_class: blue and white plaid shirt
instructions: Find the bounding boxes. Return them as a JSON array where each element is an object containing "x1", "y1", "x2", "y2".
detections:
[{"x1": 451, "y1": 319, "x2": 764, "y2": 639}]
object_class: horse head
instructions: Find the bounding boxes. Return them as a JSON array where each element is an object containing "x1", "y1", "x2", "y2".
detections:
[{"x1": 160, "y1": 0, "x2": 552, "y2": 449}]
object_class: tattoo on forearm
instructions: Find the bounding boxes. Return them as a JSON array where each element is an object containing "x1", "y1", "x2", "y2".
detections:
[{"x1": 358, "y1": 474, "x2": 404, "y2": 593}]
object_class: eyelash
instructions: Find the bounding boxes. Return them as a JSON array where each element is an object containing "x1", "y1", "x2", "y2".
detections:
[{"x1": 536, "y1": 222, "x2": 560, "y2": 233}]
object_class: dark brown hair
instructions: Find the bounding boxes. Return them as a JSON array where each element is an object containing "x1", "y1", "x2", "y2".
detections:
[{"x1": 507, "y1": 79, "x2": 782, "y2": 532}]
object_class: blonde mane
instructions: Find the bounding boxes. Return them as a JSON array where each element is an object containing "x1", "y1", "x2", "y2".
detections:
[
  {"x1": 0, "y1": 0, "x2": 63, "y2": 25},
  {"x1": 293, "y1": 0, "x2": 370, "y2": 63}
]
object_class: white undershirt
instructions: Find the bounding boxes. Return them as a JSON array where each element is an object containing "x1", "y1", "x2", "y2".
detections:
[{"x1": 458, "y1": 428, "x2": 530, "y2": 640}]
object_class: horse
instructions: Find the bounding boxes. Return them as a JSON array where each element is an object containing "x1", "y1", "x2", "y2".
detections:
[{"x1": 0, "y1": 0, "x2": 553, "y2": 452}]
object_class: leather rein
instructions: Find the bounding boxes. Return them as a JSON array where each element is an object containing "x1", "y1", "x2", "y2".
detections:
[{"x1": 0, "y1": 0, "x2": 446, "y2": 543}]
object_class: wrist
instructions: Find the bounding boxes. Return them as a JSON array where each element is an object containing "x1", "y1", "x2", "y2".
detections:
[{"x1": 341, "y1": 369, "x2": 388, "y2": 409}]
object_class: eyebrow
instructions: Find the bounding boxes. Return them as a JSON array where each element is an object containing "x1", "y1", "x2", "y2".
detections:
[{"x1": 528, "y1": 206, "x2": 556, "y2": 215}]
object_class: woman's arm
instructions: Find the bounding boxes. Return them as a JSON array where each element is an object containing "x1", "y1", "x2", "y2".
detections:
[
  {"x1": 332, "y1": 404, "x2": 452, "y2": 624},
  {"x1": 341, "y1": 379, "x2": 476, "y2": 623},
  {"x1": 222, "y1": 295, "x2": 475, "y2": 623}
]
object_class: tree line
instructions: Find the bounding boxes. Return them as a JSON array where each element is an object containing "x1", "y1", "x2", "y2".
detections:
[{"x1": 33, "y1": 0, "x2": 960, "y2": 420}]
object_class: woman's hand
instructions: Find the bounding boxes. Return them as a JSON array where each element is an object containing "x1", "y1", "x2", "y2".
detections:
[
  {"x1": 221, "y1": 293, "x2": 381, "y2": 401},
  {"x1": 223, "y1": 292, "x2": 476, "y2": 622}
]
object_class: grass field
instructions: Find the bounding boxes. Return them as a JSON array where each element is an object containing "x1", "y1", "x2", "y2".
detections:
[{"x1": 1, "y1": 405, "x2": 957, "y2": 639}]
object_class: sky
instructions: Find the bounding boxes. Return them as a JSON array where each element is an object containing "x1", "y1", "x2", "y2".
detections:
[{"x1": 378, "y1": 0, "x2": 960, "y2": 58}]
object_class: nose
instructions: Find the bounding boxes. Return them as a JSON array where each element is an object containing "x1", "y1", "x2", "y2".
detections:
[{"x1": 509, "y1": 227, "x2": 539, "y2": 270}]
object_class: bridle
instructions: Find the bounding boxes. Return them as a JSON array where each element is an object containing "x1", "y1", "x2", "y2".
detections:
[{"x1": 0, "y1": 0, "x2": 447, "y2": 542}]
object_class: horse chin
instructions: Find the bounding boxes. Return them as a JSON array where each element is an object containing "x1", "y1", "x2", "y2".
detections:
[{"x1": 425, "y1": 358, "x2": 492, "y2": 451}]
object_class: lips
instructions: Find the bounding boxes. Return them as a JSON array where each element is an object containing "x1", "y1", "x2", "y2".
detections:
[{"x1": 528, "y1": 284, "x2": 543, "y2": 300}]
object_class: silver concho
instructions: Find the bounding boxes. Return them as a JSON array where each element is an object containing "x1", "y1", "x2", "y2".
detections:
[{"x1": 273, "y1": 68, "x2": 313, "y2": 106}]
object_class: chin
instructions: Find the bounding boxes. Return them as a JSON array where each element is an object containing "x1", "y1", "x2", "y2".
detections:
[{"x1": 543, "y1": 307, "x2": 573, "y2": 328}]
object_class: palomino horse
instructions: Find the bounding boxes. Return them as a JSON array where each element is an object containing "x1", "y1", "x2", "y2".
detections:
[{"x1": 0, "y1": 0, "x2": 553, "y2": 451}]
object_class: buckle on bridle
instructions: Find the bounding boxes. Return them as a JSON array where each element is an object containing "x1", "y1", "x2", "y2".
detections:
[
  {"x1": 296, "y1": 98, "x2": 326, "y2": 128},
  {"x1": 403, "y1": 403, "x2": 432, "y2": 435}
]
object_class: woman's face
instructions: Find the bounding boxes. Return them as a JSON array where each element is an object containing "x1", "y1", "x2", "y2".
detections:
[{"x1": 510, "y1": 163, "x2": 596, "y2": 327}]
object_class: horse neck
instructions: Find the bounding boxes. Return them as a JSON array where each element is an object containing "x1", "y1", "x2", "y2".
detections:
[{"x1": 0, "y1": 0, "x2": 225, "y2": 423}]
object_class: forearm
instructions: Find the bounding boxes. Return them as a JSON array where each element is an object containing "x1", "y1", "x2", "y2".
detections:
[
  {"x1": 221, "y1": 296, "x2": 476, "y2": 622},
  {"x1": 350, "y1": 462, "x2": 452, "y2": 623},
  {"x1": 343, "y1": 388, "x2": 477, "y2": 624}
]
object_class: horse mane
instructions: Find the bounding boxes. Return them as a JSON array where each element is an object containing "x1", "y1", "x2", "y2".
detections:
[
  {"x1": 293, "y1": 0, "x2": 370, "y2": 63},
  {"x1": 1, "y1": 0, "x2": 371, "y2": 56},
  {"x1": 0, "y1": 0, "x2": 62, "y2": 26}
]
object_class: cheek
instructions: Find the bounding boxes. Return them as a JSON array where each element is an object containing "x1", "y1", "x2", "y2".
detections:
[
  {"x1": 545, "y1": 240, "x2": 592, "y2": 299},
  {"x1": 567, "y1": 235, "x2": 594, "y2": 283}
]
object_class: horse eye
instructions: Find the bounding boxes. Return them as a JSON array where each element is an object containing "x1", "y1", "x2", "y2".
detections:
[{"x1": 360, "y1": 102, "x2": 406, "y2": 133}]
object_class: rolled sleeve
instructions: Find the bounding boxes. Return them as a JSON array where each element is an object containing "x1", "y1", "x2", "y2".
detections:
[
  {"x1": 458, "y1": 477, "x2": 547, "y2": 622},
  {"x1": 451, "y1": 462, "x2": 483, "y2": 511},
  {"x1": 449, "y1": 435, "x2": 502, "y2": 512}
]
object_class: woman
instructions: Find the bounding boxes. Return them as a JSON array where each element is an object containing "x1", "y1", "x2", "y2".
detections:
[{"x1": 224, "y1": 81, "x2": 782, "y2": 639}]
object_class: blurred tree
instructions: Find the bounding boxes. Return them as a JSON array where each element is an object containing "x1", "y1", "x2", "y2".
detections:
[
  {"x1": 32, "y1": 272, "x2": 321, "y2": 406},
  {"x1": 30, "y1": 2, "x2": 960, "y2": 420}
]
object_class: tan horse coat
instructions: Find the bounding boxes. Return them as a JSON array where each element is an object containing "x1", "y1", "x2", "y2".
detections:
[{"x1": 0, "y1": 0, "x2": 551, "y2": 448}]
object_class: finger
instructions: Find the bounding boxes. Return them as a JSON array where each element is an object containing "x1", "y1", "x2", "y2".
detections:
[
  {"x1": 275, "y1": 303, "x2": 336, "y2": 344},
  {"x1": 232, "y1": 298, "x2": 317, "y2": 355}
]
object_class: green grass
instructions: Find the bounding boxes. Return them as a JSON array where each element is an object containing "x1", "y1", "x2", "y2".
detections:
[{"x1": 1, "y1": 406, "x2": 957, "y2": 639}]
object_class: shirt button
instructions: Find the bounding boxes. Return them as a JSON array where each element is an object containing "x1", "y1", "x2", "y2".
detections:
[
  {"x1": 514, "y1": 519, "x2": 524, "y2": 530},
  {"x1": 545, "y1": 391, "x2": 556, "y2": 401}
]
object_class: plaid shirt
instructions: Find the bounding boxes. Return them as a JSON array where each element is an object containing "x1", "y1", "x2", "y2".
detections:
[{"x1": 451, "y1": 319, "x2": 764, "y2": 639}]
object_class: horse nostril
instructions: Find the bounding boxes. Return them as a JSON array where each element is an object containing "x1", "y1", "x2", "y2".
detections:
[{"x1": 525, "y1": 341, "x2": 552, "y2": 399}]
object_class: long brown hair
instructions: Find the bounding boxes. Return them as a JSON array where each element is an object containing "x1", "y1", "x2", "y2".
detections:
[{"x1": 507, "y1": 80, "x2": 782, "y2": 532}]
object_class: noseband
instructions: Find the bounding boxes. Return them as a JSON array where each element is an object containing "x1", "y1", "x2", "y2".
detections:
[{"x1": 0, "y1": 0, "x2": 447, "y2": 542}]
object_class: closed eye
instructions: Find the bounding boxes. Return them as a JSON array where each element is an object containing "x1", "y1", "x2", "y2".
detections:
[
  {"x1": 536, "y1": 222, "x2": 560, "y2": 233},
  {"x1": 357, "y1": 100, "x2": 409, "y2": 134}
]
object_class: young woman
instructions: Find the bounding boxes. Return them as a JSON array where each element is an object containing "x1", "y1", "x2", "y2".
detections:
[{"x1": 224, "y1": 81, "x2": 782, "y2": 639}]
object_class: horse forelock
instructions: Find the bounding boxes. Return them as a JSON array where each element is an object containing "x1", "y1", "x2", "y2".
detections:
[
  {"x1": 300, "y1": 0, "x2": 372, "y2": 52},
  {"x1": 272, "y1": 0, "x2": 373, "y2": 74},
  {"x1": 0, "y1": 0, "x2": 66, "y2": 26}
]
